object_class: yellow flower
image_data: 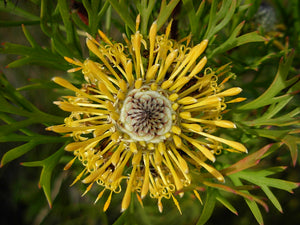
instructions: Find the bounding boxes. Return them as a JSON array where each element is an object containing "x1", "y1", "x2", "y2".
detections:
[{"x1": 48, "y1": 16, "x2": 247, "y2": 213}]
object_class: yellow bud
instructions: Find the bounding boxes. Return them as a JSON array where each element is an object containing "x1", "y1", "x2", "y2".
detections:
[
  {"x1": 172, "y1": 103, "x2": 179, "y2": 110},
  {"x1": 169, "y1": 93, "x2": 179, "y2": 102},
  {"x1": 177, "y1": 96, "x2": 197, "y2": 105},
  {"x1": 151, "y1": 82, "x2": 158, "y2": 91},
  {"x1": 161, "y1": 80, "x2": 173, "y2": 89},
  {"x1": 129, "y1": 142, "x2": 138, "y2": 153},
  {"x1": 135, "y1": 78, "x2": 143, "y2": 89},
  {"x1": 171, "y1": 125, "x2": 181, "y2": 135},
  {"x1": 179, "y1": 111, "x2": 191, "y2": 119},
  {"x1": 181, "y1": 123, "x2": 202, "y2": 132},
  {"x1": 173, "y1": 135, "x2": 182, "y2": 148},
  {"x1": 119, "y1": 79, "x2": 128, "y2": 93}
]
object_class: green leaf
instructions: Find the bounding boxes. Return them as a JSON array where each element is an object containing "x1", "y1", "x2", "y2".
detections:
[
  {"x1": 0, "y1": 134, "x2": 34, "y2": 142},
  {"x1": 238, "y1": 50, "x2": 296, "y2": 110},
  {"x1": 17, "y1": 79, "x2": 59, "y2": 91},
  {"x1": 112, "y1": 210, "x2": 128, "y2": 225},
  {"x1": 0, "y1": 118, "x2": 36, "y2": 136},
  {"x1": 281, "y1": 135, "x2": 300, "y2": 166},
  {"x1": 196, "y1": 188, "x2": 217, "y2": 225},
  {"x1": 216, "y1": 194, "x2": 238, "y2": 215},
  {"x1": 0, "y1": 72, "x2": 40, "y2": 113},
  {"x1": 231, "y1": 168, "x2": 299, "y2": 217},
  {"x1": 107, "y1": 0, "x2": 135, "y2": 32},
  {"x1": 156, "y1": 0, "x2": 181, "y2": 31},
  {"x1": 204, "y1": 0, "x2": 237, "y2": 40},
  {"x1": 0, "y1": 95, "x2": 32, "y2": 117},
  {"x1": 82, "y1": 0, "x2": 109, "y2": 36},
  {"x1": 230, "y1": 175, "x2": 264, "y2": 225},
  {"x1": 1, "y1": 141, "x2": 38, "y2": 167},
  {"x1": 203, "y1": 181, "x2": 269, "y2": 212},
  {"x1": 221, "y1": 143, "x2": 278, "y2": 176},
  {"x1": 58, "y1": 0, "x2": 76, "y2": 44},
  {"x1": 0, "y1": 113, "x2": 36, "y2": 136},
  {"x1": 1, "y1": 42, "x2": 70, "y2": 70},
  {"x1": 261, "y1": 185, "x2": 283, "y2": 213},
  {"x1": 0, "y1": 136, "x2": 69, "y2": 167},
  {"x1": 252, "y1": 128, "x2": 290, "y2": 140},
  {"x1": 182, "y1": 0, "x2": 204, "y2": 36},
  {"x1": 208, "y1": 23, "x2": 265, "y2": 57},
  {"x1": 22, "y1": 147, "x2": 65, "y2": 207},
  {"x1": 0, "y1": 1, "x2": 40, "y2": 20},
  {"x1": 21, "y1": 24, "x2": 39, "y2": 48},
  {"x1": 136, "y1": 0, "x2": 156, "y2": 35},
  {"x1": 245, "y1": 197, "x2": 264, "y2": 225}
]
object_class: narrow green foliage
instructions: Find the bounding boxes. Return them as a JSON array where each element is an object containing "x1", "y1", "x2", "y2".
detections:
[
  {"x1": 22, "y1": 147, "x2": 65, "y2": 207},
  {"x1": 239, "y1": 50, "x2": 296, "y2": 110},
  {"x1": 136, "y1": 0, "x2": 156, "y2": 35},
  {"x1": 0, "y1": 1, "x2": 40, "y2": 21},
  {"x1": 204, "y1": 0, "x2": 237, "y2": 40},
  {"x1": 1, "y1": 141, "x2": 38, "y2": 167},
  {"x1": 230, "y1": 175, "x2": 264, "y2": 225},
  {"x1": 208, "y1": 21, "x2": 265, "y2": 57},
  {"x1": 182, "y1": 0, "x2": 205, "y2": 37},
  {"x1": 196, "y1": 188, "x2": 217, "y2": 225},
  {"x1": 82, "y1": 0, "x2": 110, "y2": 35},
  {"x1": 107, "y1": 0, "x2": 135, "y2": 32},
  {"x1": 230, "y1": 167, "x2": 299, "y2": 224},
  {"x1": 222, "y1": 143, "x2": 274, "y2": 176},
  {"x1": 216, "y1": 194, "x2": 238, "y2": 215},
  {"x1": 156, "y1": 0, "x2": 181, "y2": 31}
]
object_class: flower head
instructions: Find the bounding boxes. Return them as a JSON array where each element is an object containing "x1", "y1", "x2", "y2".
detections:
[{"x1": 48, "y1": 17, "x2": 247, "y2": 213}]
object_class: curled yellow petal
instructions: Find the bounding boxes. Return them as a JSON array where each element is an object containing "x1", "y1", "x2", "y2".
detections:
[
  {"x1": 197, "y1": 131, "x2": 248, "y2": 153},
  {"x1": 103, "y1": 191, "x2": 113, "y2": 212},
  {"x1": 177, "y1": 96, "x2": 197, "y2": 105}
]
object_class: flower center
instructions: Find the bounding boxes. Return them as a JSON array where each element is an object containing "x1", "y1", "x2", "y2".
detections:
[{"x1": 119, "y1": 88, "x2": 173, "y2": 143}]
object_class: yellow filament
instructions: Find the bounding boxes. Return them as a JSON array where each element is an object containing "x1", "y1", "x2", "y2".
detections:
[
  {"x1": 86, "y1": 39, "x2": 121, "y2": 82},
  {"x1": 185, "y1": 118, "x2": 237, "y2": 128},
  {"x1": 103, "y1": 191, "x2": 113, "y2": 212},
  {"x1": 129, "y1": 142, "x2": 138, "y2": 153},
  {"x1": 135, "y1": 78, "x2": 143, "y2": 89},
  {"x1": 172, "y1": 195, "x2": 182, "y2": 215},
  {"x1": 193, "y1": 131, "x2": 248, "y2": 153},
  {"x1": 180, "y1": 145, "x2": 224, "y2": 182},
  {"x1": 171, "y1": 125, "x2": 181, "y2": 135},
  {"x1": 141, "y1": 153, "x2": 150, "y2": 198},
  {"x1": 119, "y1": 79, "x2": 128, "y2": 93},
  {"x1": 146, "y1": 64, "x2": 160, "y2": 83},
  {"x1": 182, "y1": 97, "x2": 221, "y2": 110},
  {"x1": 94, "y1": 188, "x2": 106, "y2": 204},
  {"x1": 84, "y1": 59, "x2": 118, "y2": 93},
  {"x1": 125, "y1": 60, "x2": 134, "y2": 85},
  {"x1": 173, "y1": 134, "x2": 182, "y2": 148},
  {"x1": 121, "y1": 165, "x2": 137, "y2": 212},
  {"x1": 98, "y1": 29, "x2": 113, "y2": 45},
  {"x1": 180, "y1": 134, "x2": 216, "y2": 162},
  {"x1": 52, "y1": 77, "x2": 105, "y2": 104},
  {"x1": 98, "y1": 81, "x2": 115, "y2": 102},
  {"x1": 156, "y1": 50, "x2": 178, "y2": 82},
  {"x1": 148, "y1": 21, "x2": 157, "y2": 70},
  {"x1": 64, "y1": 56, "x2": 83, "y2": 67},
  {"x1": 177, "y1": 96, "x2": 197, "y2": 105}
]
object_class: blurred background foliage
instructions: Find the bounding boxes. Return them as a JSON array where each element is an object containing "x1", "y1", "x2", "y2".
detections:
[{"x1": 0, "y1": 0, "x2": 299, "y2": 225}]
